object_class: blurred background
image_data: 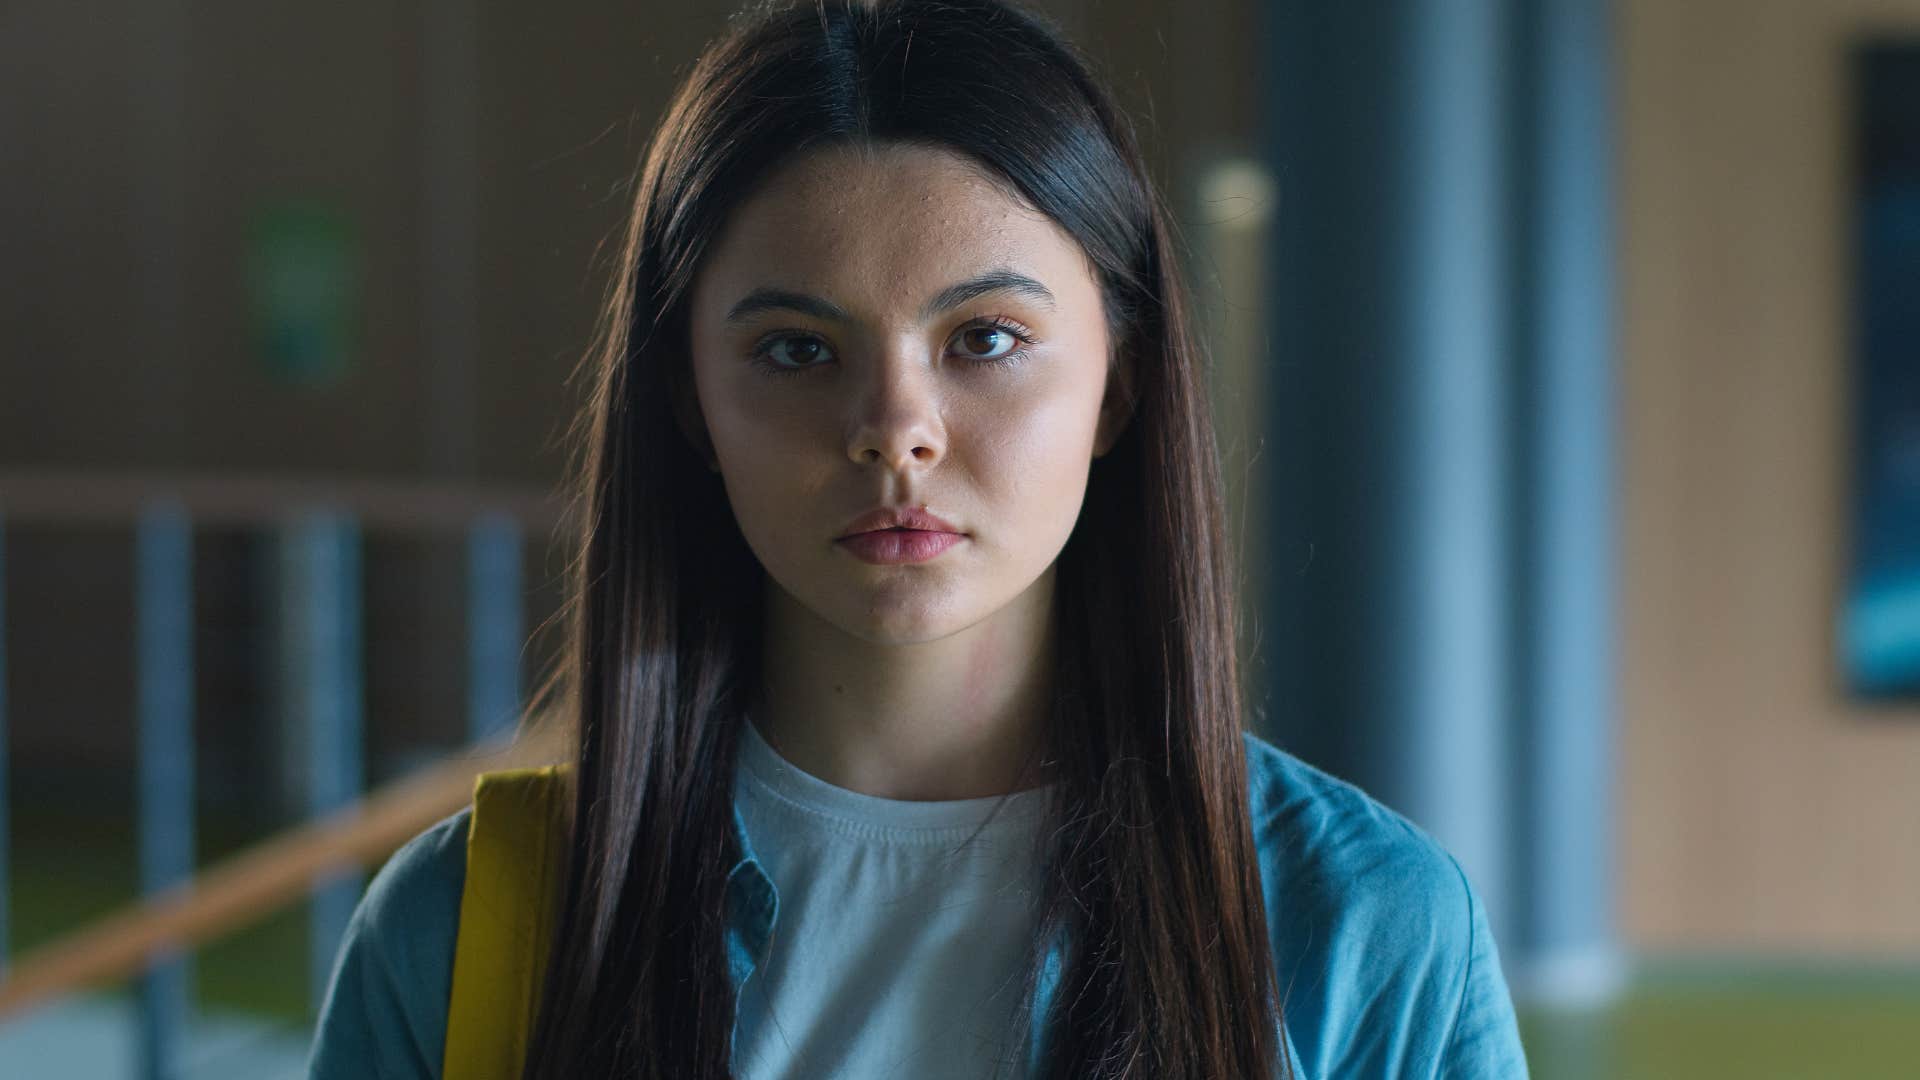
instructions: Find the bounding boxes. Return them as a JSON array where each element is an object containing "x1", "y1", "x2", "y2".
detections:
[{"x1": 2, "y1": 0, "x2": 1918, "y2": 1076}]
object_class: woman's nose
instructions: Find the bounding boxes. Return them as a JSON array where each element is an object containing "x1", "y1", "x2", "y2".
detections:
[{"x1": 845, "y1": 350, "x2": 947, "y2": 472}]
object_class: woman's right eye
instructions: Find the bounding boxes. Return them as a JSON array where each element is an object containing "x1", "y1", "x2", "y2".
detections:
[{"x1": 754, "y1": 334, "x2": 835, "y2": 374}]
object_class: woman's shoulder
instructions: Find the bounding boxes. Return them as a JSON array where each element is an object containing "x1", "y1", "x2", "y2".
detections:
[
  {"x1": 308, "y1": 807, "x2": 472, "y2": 1079},
  {"x1": 1240, "y1": 728, "x2": 1476, "y2": 971},
  {"x1": 351, "y1": 806, "x2": 472, "y2": 950},
  {"x1": 1240, "y1": 729, "x2": 1467, "y2": 907},
  {"x1": 1238, "y1": 730, "x2": 1527, "y2": 1077}
]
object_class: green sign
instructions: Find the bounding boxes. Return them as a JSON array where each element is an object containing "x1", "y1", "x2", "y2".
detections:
[{"x1": 247, "y1": 201, "x2": 358, "y2": 387}]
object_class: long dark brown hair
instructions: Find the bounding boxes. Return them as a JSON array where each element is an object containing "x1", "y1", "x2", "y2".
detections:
[{"x1": 519, "y1": 0, "x2": 1283, "y2": 1075}]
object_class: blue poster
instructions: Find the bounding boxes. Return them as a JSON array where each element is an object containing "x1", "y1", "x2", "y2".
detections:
[{"x1": 1844, "y1": 43, "x2": 1920, "y2": 699}]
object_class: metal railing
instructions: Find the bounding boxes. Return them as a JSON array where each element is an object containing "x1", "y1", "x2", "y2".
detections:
[
  {"x1": 0, "y1": 468, "x2": 571, "y2": 1078},
  {"x1": 0, "y1": 724, "x2": 565, "y2": 1018}
]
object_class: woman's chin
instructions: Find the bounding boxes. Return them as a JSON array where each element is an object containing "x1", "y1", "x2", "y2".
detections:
[
  {"x1": 797, "y1": 585, "x2": 984, "y2": 647},
  {"x1": 836, "y1": 603, "x2": 972, "y2": 647}
]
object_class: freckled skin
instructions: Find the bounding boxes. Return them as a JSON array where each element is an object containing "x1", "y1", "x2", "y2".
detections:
[{"x1": 680, "y1": 140, "x2": 1129, "y2": 797}]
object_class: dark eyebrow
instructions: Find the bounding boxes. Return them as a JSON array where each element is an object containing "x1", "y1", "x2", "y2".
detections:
[
  {"x1": 724, "y1": 288, "x2": 849, "y2": 325},
  {"x1": 918, "y1": 269, "x2": 1057, "y2": 320},
  {"x1": 722, "y1": 268, "x2": 1057, "y2": 326}
]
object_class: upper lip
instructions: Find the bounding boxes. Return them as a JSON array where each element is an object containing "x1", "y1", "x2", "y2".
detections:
[{"x1": 836, "y1": 505, "x2": 964, "y2": 538}]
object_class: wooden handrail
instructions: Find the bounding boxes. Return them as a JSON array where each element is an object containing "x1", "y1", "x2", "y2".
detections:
[
  {"x1": 0, "y1": 467, "x2": 571, "y2": 533},
  {"x1": 0, "y1": 723, "x2": 570, "y2": 1022}
]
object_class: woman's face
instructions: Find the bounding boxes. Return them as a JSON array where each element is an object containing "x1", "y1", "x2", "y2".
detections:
[{"x1": 684, "y1": 140, "x2": 1130, "y2": 645}]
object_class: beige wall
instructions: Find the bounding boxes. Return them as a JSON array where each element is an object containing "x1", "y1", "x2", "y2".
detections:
[
  {"x1": 1621, "y1": 0, "x2": 1920, "y2": 953},
  {"x1": 0, "y1": 0, "x2": 1251, "y2": 483}
]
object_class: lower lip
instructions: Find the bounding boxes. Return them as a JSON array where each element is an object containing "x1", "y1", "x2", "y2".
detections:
[{"x1": 835, "y1": 529, "x2": 965, "y2": 564}]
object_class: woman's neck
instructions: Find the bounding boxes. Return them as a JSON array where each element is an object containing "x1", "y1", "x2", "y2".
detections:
[{"x1": 752, "y1": 570, "x2": 1056, "y2": 801}]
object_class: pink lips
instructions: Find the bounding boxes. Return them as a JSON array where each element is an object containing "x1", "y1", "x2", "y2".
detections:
[
  {"x1": 837, "y1": 529, "x2": 963, "y2": 564},
  {"x1": 834, "y1": 505, "x2": 966, "y2": 565}
]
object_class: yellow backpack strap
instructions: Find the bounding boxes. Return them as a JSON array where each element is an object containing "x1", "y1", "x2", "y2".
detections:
[{"x1": 442, "y1": 765, "x2": 571, "y2": 1080}]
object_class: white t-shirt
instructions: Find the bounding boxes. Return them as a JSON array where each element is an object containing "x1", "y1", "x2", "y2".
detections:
[{"x1": 731, "y1": 720, "x2": 1051, "y2": 1079}]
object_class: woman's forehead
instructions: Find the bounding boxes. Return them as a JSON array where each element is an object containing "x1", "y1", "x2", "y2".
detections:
[
  {"x1": 692, "y1": 143, "x2": 1095, "y2": 324},
  {"x1": 762, "y1": 140, "x2": 1032, "y2": 217}
]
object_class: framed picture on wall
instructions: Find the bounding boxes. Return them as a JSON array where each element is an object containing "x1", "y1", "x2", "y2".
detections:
[{"x1": 1842, "y1": 41, "x2": 1920, "y2": 700}]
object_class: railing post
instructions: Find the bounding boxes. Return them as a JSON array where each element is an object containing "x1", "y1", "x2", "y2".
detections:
[
  {"x1": 0, "y1": 510, "x2": 9, "y2": 979},
  {"x1": 278, "y1": 512, "x2": 364, "y2": 1011},
  {"x1": 467, "y1": 513, "x2": 523, "y2": 744},
  {"x1": 136, "y1": 502, "x2": 195, "y2": 1080}
]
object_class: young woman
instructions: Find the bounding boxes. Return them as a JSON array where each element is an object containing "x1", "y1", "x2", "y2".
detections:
[{"x1": 309, "y1": 0, "x2": 1528, "y2": 1076}]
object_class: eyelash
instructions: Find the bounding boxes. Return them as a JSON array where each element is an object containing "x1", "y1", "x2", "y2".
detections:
[{"x1": 748, "y1": 315, "x2": 1039, "y2": 378}]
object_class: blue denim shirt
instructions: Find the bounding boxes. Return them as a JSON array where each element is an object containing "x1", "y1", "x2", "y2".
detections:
[{"x1": 310, "y1": 732, "x2": 1529, "y2": 1078}]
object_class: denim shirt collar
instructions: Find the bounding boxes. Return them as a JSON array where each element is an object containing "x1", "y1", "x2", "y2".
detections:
[{"x1": 721, "y1": 802, "x2": 778, "y2": 993}]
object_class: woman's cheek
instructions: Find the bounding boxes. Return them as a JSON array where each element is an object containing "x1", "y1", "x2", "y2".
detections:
[
  {"x1": 711, "y1": 391, "x2": 820, "y2": 478},
  {"x1": 978, "y1": 377, "x2": 1101, "y2": 485}
]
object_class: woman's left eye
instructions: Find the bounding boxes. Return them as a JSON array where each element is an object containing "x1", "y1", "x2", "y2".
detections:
[{"x1": 950, "y1": 318, "x2": 1036, "y2": 365}]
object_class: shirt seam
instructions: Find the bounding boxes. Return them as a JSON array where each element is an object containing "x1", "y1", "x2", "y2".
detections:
[{"x1": 1437, "y1": 853, "x2": 1476, "y2": 1071}]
